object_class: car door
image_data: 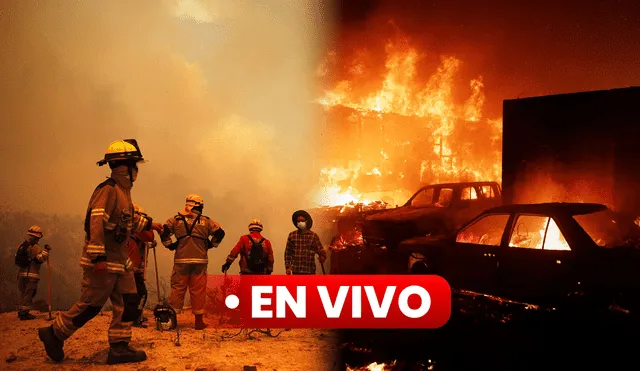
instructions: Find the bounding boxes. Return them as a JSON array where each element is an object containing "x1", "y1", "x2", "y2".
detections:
[
  {"x1": 451, "y1": 186, "x2": 484, "y2": 229},
  {"x1": 441, "y1": 213, "x2": 512, "y2": 295},
  {"x1": 497, "y1": 214, "x2": 574, "y2": 306}
]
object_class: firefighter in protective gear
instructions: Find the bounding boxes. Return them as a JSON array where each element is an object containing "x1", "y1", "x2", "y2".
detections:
[
  {"x1": 38, "y1": 139, "x2": 163, "y2": 365},
  {"x1": 160, "y1": 194, "x2": 225, "y2": 330},
  {"x1": 127, "y1": 203, "x2": 157, "y2": 327},
  {"x1": 222, "y1": 219, "x2": 274, "y2": 275},
  {"x1": 285, "y1": 210, "x2": 327, "y2": 275},
  {"x1": 17, "y1": 226, "x2": 50, "y2": 320}
]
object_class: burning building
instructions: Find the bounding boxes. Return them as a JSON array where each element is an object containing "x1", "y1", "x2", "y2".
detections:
[{"x1": 311, "y1": 39, "x2": 503, "y2": 210}]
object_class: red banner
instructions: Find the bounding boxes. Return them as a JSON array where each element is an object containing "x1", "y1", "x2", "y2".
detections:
[{"x1": 209, "y1": 275, "x2": 451, "y2": 329}]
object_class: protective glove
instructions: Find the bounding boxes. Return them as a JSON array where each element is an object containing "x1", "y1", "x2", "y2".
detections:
[
  {"x1": 151, "y1": 223, "x2": 164, "y2": 233},
  {"x1": 221, "y1": 262, "x2": 231, "y2": 273},
  {"x1": 44, "y1": 244, "x2": 52, "y2": 251},
  {"x1": 149, "y1": 240, "x2": 158, "y2": 249}
]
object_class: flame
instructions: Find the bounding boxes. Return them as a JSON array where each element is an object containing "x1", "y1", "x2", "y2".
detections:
[
  {"x1": 313, "y1": 39, "x2": 502, "y2": 207},
  {"x1": 507, "y1": 217, "x2": 570, "y2": 250},
  {"x1": 457, "y1": 216, "x2": 570, "y2": 251},
  {"x1": 346, "y1": 361, "x2": 397, "y2": 371}
]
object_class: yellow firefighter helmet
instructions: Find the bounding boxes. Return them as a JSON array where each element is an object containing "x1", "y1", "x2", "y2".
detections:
[
  {"x1": 248, "y1": 219, "x2": 263, "y2": 232},
  {"x1": 97, "y1": 139, "x2": 145, "y2": 167},
  {"x1": 27, "y1": 225, "x2": 43, "y2": 238},
  {"x1": 186, "y1": 194, "x2": 204, "y2": 207}
]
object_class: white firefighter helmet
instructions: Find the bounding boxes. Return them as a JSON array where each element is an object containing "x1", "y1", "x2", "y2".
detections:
[
  {"x1": 97, "y1": 139, "x2": 145, "y2": 167},
  {"x1": 185, "y1": 194, "x2": 204, "y2": 207},
  {"x1": 248, "y1": 218, "x2": 263, "y2": 232},
  {"x1": 27, "y1": 225, "x2": 43, "y2": 238}
]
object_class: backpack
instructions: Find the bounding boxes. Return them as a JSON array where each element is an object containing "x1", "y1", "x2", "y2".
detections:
[
  {"x1": 246, "y1": 235, "x2": 266, "y2": 273},
  {"x1": 15, "y1": 241, "x2": 32, "y2": 268}
]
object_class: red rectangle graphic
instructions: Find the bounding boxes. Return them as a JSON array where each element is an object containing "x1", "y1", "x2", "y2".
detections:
[{"x1": 209, "y1": 275, "x2": 451, "y2": 329}]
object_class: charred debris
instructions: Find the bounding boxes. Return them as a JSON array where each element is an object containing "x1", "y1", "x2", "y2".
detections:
[{"x1": 324, "y1": 87, "x2": 640, "y2": 371}]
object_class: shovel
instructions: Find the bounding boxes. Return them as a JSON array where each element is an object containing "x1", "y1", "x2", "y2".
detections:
[
  {"x1": 143, "y1": 241, "x2": 150, "y2": 282},
  {"x1": 319, "y1": 254, "x2": 326, "y2": 275},
  {"x1": 46, "y1": 255, "x2": 53, "y2": 321},
  {"x1": 153, "y1": 247, "x2": 161, "y2": 304}
]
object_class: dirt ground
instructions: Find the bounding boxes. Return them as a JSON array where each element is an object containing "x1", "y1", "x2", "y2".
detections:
[{"x1": 0, "y1": 310, "x2": 341, "y2": 371}]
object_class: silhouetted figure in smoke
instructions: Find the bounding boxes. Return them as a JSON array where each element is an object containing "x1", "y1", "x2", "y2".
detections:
[{"x1": 15, "y1": 225, "x2": 50, "y2": 320}]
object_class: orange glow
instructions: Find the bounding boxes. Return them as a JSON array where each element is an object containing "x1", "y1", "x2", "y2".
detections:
[
  {"x1": 346, "y1": 361, "x2": 397, "y2": 371},
  {"x1": 457, "y1": 216, "x2": 570, "y2": 250},
  {"x1": 508, "y1": 217, "x2": 570, "y2": 251},
  {"x1": 313, "y1": 40, "x2": 502, "y2": 207}
]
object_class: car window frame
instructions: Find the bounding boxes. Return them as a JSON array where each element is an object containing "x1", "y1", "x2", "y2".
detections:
[
  {"x1": 407, "y1": 186, "x2": 436, "y2": 207},
  {"x1": 435, "y1": 187, "x2": 456, "y2": 207},
  {"x1": 507, "y1": 213, "x2": 571, "y2": 251},
  {"x1": 459, "y1": 185, "x2": 480, "y2": 202},
  {"x1": 478, "y1": 184, "x2": 497, "y2": 200},
  {"x1": 455, "y1": 212, "x2": 513, "y2": 247}
]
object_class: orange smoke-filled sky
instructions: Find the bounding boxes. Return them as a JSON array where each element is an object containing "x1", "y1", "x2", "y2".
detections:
[{"x1": 329, "y1": 0, "x2": 640, "y2": 119}]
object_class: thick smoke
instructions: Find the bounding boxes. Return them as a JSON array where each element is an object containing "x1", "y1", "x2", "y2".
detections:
[{"x1": 0, "y1": 0, "x2": 335, "y2": 274}]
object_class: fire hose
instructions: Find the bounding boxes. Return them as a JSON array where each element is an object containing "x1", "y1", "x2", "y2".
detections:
[{"x1": 219, "y1": 270, "x2": 291, "y2": 340}]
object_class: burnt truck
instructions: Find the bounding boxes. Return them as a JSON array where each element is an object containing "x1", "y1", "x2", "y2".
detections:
[
  {"x1": 502, "y1": 86, "x2": 640, "y2": 219},
  {"x1": 361, "y1": 181, "x2": 502, "y2": 250}
]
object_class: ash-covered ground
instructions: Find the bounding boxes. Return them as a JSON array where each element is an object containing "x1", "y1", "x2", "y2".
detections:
[{"x1": 0, "y1": 310, "x2": 340, "y2": 371}]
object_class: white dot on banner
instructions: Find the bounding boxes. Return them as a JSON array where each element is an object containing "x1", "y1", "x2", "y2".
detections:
[{"x1": 225, "y1": 294, "x2": 239, "y2": 309}]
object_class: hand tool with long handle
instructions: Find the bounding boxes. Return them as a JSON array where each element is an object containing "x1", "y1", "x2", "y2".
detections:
[
  {"x1": 153, "y1": 247, "x2": 161, "y2": 303},
  {"x1": 143, "y1": 242, "x2": 150, "y2": 282},
  {"x1": 319, "y1": 254, "x2": 326, "y2": 275},
  {"x1": 46, "y1": 258, "x2": 52, "y2": 320}
]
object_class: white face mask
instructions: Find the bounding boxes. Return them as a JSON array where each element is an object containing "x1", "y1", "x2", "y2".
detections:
[{"x1": 297, "y1": 221, "x2": 307, "y2": 230}]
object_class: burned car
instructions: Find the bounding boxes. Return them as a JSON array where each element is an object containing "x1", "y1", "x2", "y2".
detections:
[
  {"x1": 361, "y1": 181, "x2": 502, "y2": 250},
  {"x1": 399, "y1": 202, "x2": 640, "y2": 312}
]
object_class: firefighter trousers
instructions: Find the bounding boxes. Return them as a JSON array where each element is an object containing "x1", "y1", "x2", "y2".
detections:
[
  {"x1": 18, "y1": 277, "x2": 38, "y2": 314},
  {"x1": 52, "y1": 268, "x2": 139, "y2": 344},
  {"x1": 134, "y1": 272, "x2": 147, "y2": 316},
  {"x1": 168, "y1": 263, "x2": 207, "y2": 315}
]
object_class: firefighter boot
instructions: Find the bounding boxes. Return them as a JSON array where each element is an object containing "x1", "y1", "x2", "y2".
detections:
[
  {"x1": 19, "y1": 311, "x2": 36, "y2": 321},
  {"x1": 38, "y1": 325, "x2": 65, "y2": 362},
  {"x1": 106, "y1": 342, "x2": 147, "y2": 365},
  {"x1": 132, "y1": 317, "x2": 148, "y2": 328},
  {"x1": 195, "y1": 314, "x2": 207, "y2": 330}
]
